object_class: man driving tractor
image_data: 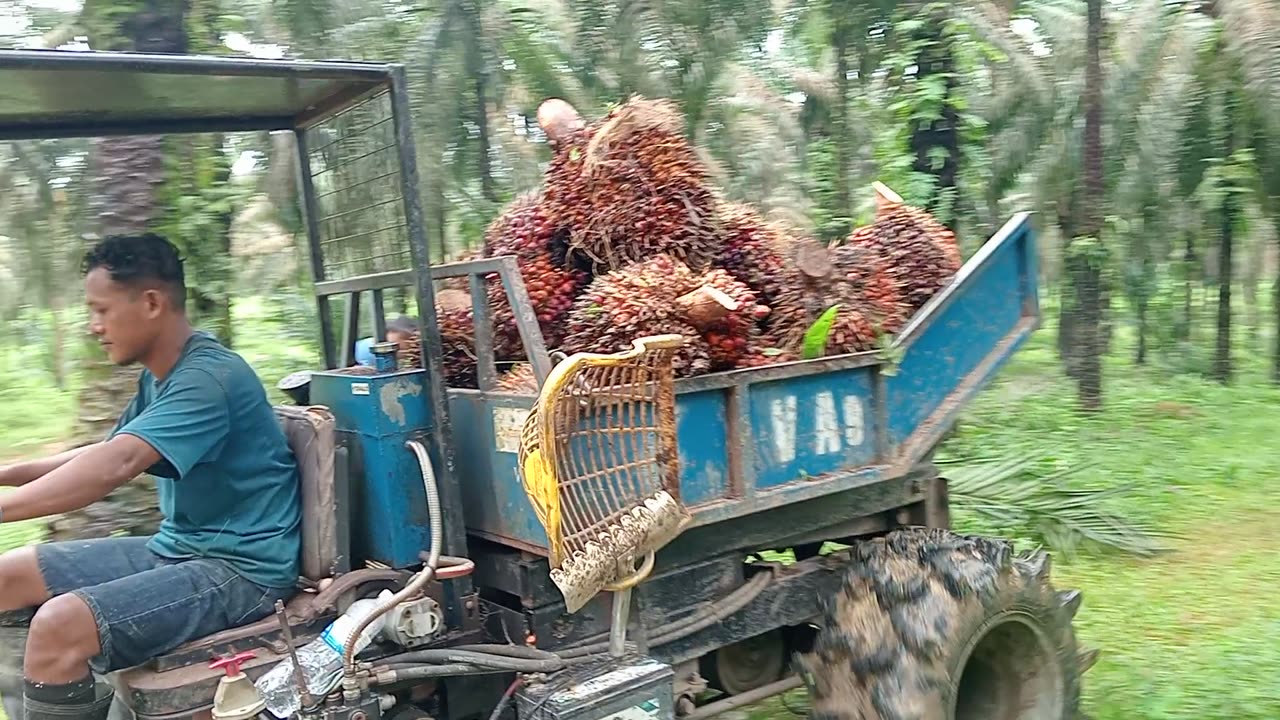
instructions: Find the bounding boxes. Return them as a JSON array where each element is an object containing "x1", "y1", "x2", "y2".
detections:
[{"x1": 0, "y1": 233, "x2": 302, "y2": 720}]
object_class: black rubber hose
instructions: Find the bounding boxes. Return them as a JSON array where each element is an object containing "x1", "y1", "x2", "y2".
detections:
[
  {"x1": 451, "y1": 644, "x2": 562, "y2": 660},
  {"x1": 556, "y1": 571, "x2": 772, "y2": 658},
  {"x1": 378, "y1": 649, "x2": 566, "y2": 673},
  {"x1": 373, "y1": 664, "x2": 501, "y2": 685}
]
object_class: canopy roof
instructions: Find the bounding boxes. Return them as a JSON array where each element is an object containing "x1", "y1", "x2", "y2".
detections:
[{"x1": 0, "y1": 49, "x2": 397, "y2": 140}]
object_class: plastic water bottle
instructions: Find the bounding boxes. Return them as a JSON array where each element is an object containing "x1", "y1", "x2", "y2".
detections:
[{"x1": 256, "y1": 590, "x2": 395, "y2": 718}]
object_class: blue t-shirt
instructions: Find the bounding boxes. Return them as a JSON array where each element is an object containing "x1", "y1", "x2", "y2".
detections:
[{"x1": 111, "y1": 331, "x2": 302, "y2": 589}]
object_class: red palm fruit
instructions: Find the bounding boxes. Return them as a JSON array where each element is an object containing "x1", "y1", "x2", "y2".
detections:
[
  {"x1": 845, "y1": 185, "x2": 961, "y2": 315},
  {"x1": 561, "y1": 255, "x2": 714, "y2": 377},
  {"x1": 712, "y1": 202, "x2": 811, "y2": 353},
  {"x1": 541, "y1": 97, "x2": 721, "y2": 272},
  {"x1": 482, "y1": 193, "x2": 591, "y2": 358}
]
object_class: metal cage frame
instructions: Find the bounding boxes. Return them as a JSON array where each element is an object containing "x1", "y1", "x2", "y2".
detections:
[{"x1": 0, "y1": 48, "x2": 477, "y2": 602}]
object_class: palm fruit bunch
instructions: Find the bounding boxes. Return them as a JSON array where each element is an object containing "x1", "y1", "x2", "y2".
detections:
[
  {"x1": 561, "y1": 255, "x2": 770, "y2": 376},
  {"x1": 830, "y1": 243, "x2": 911, "y2": 335},
  {"x1": 560, "y1": 255, "x2": 709, "y2": 377},
  {"x1": 844, "y1": 182, "x2": 961, "y2": 315},
  {"x1": 388, "y1": 305, "x2": 478, "y2": 387},
  {"x1": 712, "y1": 202, "x2": 811, "y2": 351},
  {"x1": 539, "y1": 109, "x2": 595, "y2": 244},
  {"x1": 538, "y1": 96, "x2": 721, "y2": 272},
  {"x1": 435, "y1": 305, "x2": 480, "y2": 389},
  {"x1": 810, "y1": 244, "x2": 909, "y2": 356},
  {"x1": 690, "y1": 268, "x2": 768, "y2": 371},
  {"x1": 481, "y1": 192, "x2": 590, "y2": 357}
]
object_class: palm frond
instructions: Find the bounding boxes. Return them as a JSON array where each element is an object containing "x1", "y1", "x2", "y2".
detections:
[
  {"x1": 1218, "y1": 0, "x2": 1280, "y2": 131},
  {"x1": 940, "y1": 453, "x2": 1175, "y2": 559}
]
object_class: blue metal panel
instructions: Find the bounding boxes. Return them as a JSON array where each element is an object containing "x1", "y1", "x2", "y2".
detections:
[
  {"x1": 311, "y1": 369, "x2": 436, "y2": 568},
  {"x1": 450, "y1": 392, "x2": 549, "y2": 553},
  {"x1": 885, "y1": 215, "x2": 1039, "y2": 463},
  {"x1": 748, "y1": 368, "x2": 877, "y2": 488},
  {"x1": 674, "y1": 390, "x2": 731, "y2": 506},
  {"x1": 449, "y1": 213, "x2": 1040, "y2": 553}
]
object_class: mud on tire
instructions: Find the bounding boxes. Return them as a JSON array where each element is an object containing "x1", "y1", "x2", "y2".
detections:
[{"x1": 797, "y1": 528, "x2": 1095, "y2": 720}]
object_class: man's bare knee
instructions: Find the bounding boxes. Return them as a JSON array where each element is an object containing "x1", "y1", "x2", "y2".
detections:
[
  {"x1": 25, "y1": 593, "x2": 101, "y2": 682},
  {"x1": 0, "y1": 547, "x2": 50, "y2": 613}
]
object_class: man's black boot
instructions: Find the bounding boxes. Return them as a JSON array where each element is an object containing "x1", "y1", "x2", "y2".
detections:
[{"x1": 23, "y1": 675, "x2": 115, "y2": 720}]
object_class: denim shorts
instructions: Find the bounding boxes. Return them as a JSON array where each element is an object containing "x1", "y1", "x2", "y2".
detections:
[{"x1": 34, "y1": 537, "x2": 295, "y2": 673}]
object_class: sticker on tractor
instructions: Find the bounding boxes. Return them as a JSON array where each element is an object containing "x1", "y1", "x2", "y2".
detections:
[
  {"x1": 492, "y1": 406, "x2": 530, "y2": 454},
  {"x1": 351, "y1": 383, "x2": 370, "y2": 396},
  {"x1": 599, "y1": 697, "x2": 661, "y2": 720}
]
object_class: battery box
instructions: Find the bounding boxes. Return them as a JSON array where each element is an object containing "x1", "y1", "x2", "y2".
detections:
[{"x1": 514, "y1": 656, "x2": 675, "y2": 720}]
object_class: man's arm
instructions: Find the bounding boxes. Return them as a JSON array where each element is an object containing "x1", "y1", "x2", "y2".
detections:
[
  {"x1": 0, "y1": 444, "x2": 101, "y2": 488},
  {"x1": 0, "y1": 435, "x2": 159, "y2": 523}
]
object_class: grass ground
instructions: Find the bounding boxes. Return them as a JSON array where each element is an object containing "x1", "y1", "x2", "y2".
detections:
[{"x1": 2, "y1": 306, "x2": 1279, "y2": 718}]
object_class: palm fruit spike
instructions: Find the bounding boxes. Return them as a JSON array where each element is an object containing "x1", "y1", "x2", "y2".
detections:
[
  {"x1": 482, "y1": 193, "x2": 590, "y2": 357},
  {"x1": 436, "y1": 305, "x2": 480, "y2": 389},
  {"x1": 687, "y1": 268, "x2": 766, "y2": 371},
  {"x1": 538, "y1": 96, "x2": 721, "y2": 273},
  {"x1": 829, "y1": 242, "x2": 911, "y2": 336},
  {"x1": 712, "y1": 202, "x2": 811, "y2": 353},
  {"x1": 561, "y1": 255, "x2": 714, "y2": 377},
  {"x1": 846, "y1": 182, "x2": 961, "y2": 314}
]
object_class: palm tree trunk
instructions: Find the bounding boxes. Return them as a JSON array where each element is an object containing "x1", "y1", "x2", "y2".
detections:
[
  {"x1": 1243, "y1": 235, "x2": 1260, "y2": 349},
  {"x1": 463, "y1": 0, "x2": 495, "y2": 204},
  {"x1": 911, "y1": 7, "x2": 961, "y2": 230},
  {"x1": 1274, "y1": 227, "x2": 1280, "y2": 383},
  {"x1": 1181, "y1": 228, "x2": 1194, "y2": 342},
  {"x1": 1073, "y1": 0, "x2": 1105, "y2": 410},
  {"x1": 1213, "y1": 189, "x2": 1234, "y2": 383},
  {"x1": 830, "y1": 11, "x2": 853, "y2": 238},
  {"x1": 49, "y1": 0, "x2": 188, "y2": 542}
]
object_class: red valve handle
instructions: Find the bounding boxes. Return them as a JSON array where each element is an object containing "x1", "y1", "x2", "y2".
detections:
[{"x1": 209, "y1": 651, "x2": 257, "y2": 677}]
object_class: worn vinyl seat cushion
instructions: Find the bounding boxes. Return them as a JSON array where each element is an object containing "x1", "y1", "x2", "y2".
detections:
[{"x1": 274, "y1": 404, "x2": 342, "y2": 582}]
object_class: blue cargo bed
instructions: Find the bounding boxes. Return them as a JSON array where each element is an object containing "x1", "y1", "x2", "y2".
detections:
[{"x1": 450, "y1": 213, "x2": 1040, "y2": 554}]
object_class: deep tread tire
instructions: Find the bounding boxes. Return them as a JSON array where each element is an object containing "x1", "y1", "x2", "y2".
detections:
[{"x1": 798, "y1": 528, "x2": 1089, "y2": 720}]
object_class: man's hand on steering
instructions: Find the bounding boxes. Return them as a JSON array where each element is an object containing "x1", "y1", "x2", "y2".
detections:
[{"x1": 0, "y1": 436, "x2": 158, "y2": 523}]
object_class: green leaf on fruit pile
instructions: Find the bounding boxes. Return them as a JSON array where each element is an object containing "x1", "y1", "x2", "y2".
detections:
[{"x1": 802, "y1": 305, "x2": 841, "y2": 360}]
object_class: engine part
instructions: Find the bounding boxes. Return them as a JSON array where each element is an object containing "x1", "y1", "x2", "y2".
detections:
[
  {"x1": 385, "y1": 596, "x2": 444, "y2": 648},
  {"x1": 209, "y1": 651, "x2": 267, "y2": 720},
  {"x1": 342, "y1": 439, "x2": 445, "y2": 675},
  {"x1": 515, "y1": 655, "x2": 675, "y2": 720},
  {"x1": 699, "y1": 629, "x2": 786, "y2": 696},
  {"x1": 310, "y1": 693, "x2": 385, "y2": 720}
]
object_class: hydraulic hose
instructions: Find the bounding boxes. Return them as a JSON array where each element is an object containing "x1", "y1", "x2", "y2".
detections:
[
  {"x1": 451, "y1": 644, "x2": 559, "y2": 659},
  {"x1": 373, "y1": 664, "x2": 496, "y2": 685},
  {"x1": 379, "y1": 649, "x2": 566, "y2": 673},
  {"x1": 556, "y1": 570, "x2": 772, "y2": 658},
  {"x1": 341, "y1": 439, "x2": 444, "y2": 675}
]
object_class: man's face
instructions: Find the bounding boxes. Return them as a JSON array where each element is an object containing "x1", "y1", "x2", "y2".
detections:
[
  {"x1": 388, "y1": 329, "x2": 413, "y2": 346},
  {"x1": 85, "y1": 268, "x2": 165, "y2": 365}
]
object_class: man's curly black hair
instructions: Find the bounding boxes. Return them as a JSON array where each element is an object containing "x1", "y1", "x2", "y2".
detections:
[{"x1": 83, "y1": 233, "x2": 187, "y2": 309}]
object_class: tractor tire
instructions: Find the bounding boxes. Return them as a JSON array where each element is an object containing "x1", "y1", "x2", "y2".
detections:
[{"x1": 798, "y1": 528, "x2": 1095, "y2": 720}]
